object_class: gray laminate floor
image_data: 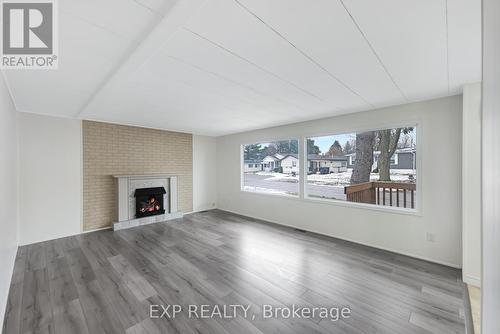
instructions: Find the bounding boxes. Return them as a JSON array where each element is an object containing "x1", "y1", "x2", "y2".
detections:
[{"x1": 2, "y1": 210, "x2": 467, "y2": 334}]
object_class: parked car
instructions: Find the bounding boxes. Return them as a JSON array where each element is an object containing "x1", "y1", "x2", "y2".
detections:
[{"x1": 319, "y1": 167, "x2": 330, "y2": 174}]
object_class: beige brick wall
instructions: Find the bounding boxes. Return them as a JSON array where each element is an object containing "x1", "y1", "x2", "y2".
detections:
[{"x1": 82, "y1": 121, "x2": 192, "y2": 230}]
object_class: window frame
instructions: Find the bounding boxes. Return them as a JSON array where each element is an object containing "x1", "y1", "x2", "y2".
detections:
[
  {"x1": 303, "y1": 122, "x2": 421, "y2": 214},
  {"x1": 239, "y1": 121, "x2": 422, "y2": 216}
]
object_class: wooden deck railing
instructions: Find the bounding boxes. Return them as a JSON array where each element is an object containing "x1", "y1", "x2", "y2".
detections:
[{"x1": 344, "y1": 181, "x2": 416, "y2": 209}]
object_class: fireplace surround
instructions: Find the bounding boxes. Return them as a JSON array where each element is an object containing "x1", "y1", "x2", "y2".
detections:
[{"x1": 112, "y1": 174, "x2": 183, "y2": 230}]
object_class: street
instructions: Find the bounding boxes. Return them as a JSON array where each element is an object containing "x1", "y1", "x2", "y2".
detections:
[{"x1": 243, "y1": 173, "x2": 347, "y2": 200}]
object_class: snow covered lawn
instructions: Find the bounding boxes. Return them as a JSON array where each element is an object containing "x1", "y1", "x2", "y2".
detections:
[
  {"x1": 245, "y1": 170, "x2": 416, "y2": 200},
  {"x1": 255, "y1": 169, "x2": 416, "y2": 186}
]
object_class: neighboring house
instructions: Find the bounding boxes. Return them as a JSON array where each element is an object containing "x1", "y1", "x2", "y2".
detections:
[
  {"x1": 346, "y1": 148, "x2": 416, "y2": 170},
  {"x1": 244, "y1": 160, "x2": 263, "y2": 172},
  {"x1": 281, "y1": 154, "x2": 299, "y2": 174},
  {"x1": 274, "y1": 153, "x2": 286, "y2": 160},
  {"x1": 308, "y1": 155, "x2": 348, "y2": 173},
  {"x1": 260, "y1": 153, "x2": 299, "y2": 174},
  {"x1": 262, "y1": 155, "x2": 281, "y2": 171}
]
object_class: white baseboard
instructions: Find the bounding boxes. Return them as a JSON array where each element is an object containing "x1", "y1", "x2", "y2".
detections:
[
  {"x1": 19, "y1": 230, "x2": 83, "y2": 246},
  {"x1": 218, "y1": 207, "x2": 462, "y2": 269},
  {"x1": 463, "y1": 274, "x2": 481, "y2": 287}
]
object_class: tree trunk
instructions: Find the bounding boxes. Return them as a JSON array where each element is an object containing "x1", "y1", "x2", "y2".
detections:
[
  {"x1": 378, "y1": 129, "x2": 401, "y2": 181},
  {"x1": 350, "y1": 131, "x2": 375, "y2": 184}
]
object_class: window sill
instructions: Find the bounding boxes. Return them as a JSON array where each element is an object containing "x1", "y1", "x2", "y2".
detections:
[
  {"x1": 240, "y1": 188, "x2": 300, "y2": 199},
  {"x1": 303, "y1": 195, "x2": 422, "y2": 216},
  {"x1": 240, "y1": 189, "x2": 421, "y2": 216}
]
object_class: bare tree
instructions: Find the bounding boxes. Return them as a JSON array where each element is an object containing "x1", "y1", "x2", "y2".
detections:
[
  {"x1": 344, "y1": 140, "x2": 354, "y2": 154},
  {"x1": 377, "y1": 129, "x2": 401, "y2": 181},
  {"x1": 377, "y1": 128, "x2": 413, "y2": 181},
  {"x1": 350, "y1": 131, "x2": 375, "y2": 184}
]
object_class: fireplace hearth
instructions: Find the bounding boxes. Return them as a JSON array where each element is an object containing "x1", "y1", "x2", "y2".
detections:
[{"x1": 134, "y1": 187, "x2": 166, "y2": 218}]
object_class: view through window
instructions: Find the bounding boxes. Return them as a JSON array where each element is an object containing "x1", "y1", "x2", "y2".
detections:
[
  {"x1": 306, "y1": 126, "x2": 417, "y2": 209},
  {"x1": 242, "y1": 139, "x2": 299, "y2": 196},
  {"x1": 241, "y1": 128, "x2": 417, "y2": 210}
]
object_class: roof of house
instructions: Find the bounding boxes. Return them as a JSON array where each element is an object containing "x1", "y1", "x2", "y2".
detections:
[
  {"x1": 262, "y1": 155, "x2": 281, "y2": 161},
  {"x1": 393, "y1": 147, "x2": 416, "y2": 154},
  {"x1": 345, "y1": 147, "x2": 416, "y2": 157},
  {"x1": 308, "y1": 154, "x2": 348, "y2": 161},
  {"x1": 263, "y1": 153, "x2": 299, "y2": 161},
  {"x1": 280, "y1": 154, "x2": 298, "y2": 160}
]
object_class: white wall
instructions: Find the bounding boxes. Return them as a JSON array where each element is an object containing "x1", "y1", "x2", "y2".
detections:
[
  {"x1": 482, "y1": 0, "x2": 500, "y2": 330},
  {"x1": 193, "y1": 135, "x2": 217, "y2": 212},
  {"x1": 16, "y1": 117, "x2": 217, "y2": 245},
  {"x1": 0, "y1": 74, "x2": 18, "y2": 326},
  {"x1": 462, "y1": 83, "x2": 482, "y2": 287},
  {"x1": 18, "y1": 113, "x2": 82, "y2": 245},
  {"x1": 217, "y1": 96, "x2": 462, "y2": 267}
]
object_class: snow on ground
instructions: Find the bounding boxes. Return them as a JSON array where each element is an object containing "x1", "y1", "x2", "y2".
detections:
[
  {"x1": 255, "y1": 169, "x2": 416, "y2": 186},
  {"x1": 243, "y1": 186, "x2": 297, "y2": 196},
  {"x1": 256, "y1": 172, "x2": 298, "y2": 183}
]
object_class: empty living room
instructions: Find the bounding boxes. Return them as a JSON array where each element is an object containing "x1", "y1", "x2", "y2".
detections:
[{"x1": 1, "y1": 0, "x2": 499, "y2": 333}]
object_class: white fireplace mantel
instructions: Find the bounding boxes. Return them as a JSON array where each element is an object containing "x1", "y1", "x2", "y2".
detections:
[{"x1": 112, "y1": 173, "x2": 183, "y2": 230}]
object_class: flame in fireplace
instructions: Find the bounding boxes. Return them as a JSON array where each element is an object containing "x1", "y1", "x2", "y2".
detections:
[{"x1": 139, "y1": 195, "x2": 161, "y2": 213}]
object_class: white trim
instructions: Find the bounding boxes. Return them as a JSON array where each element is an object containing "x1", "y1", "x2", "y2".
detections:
[
  {"x1": 241, "y1": 189, "x2": 299, "y2": 198},
  {"x1": 299, "y1": 135, "x2": 306, "y2": 199},
  {"x1": 184, "y1": 208, "x2": 218, "y2": 214},
  {"x1": 240, "y1": 145, "x2": 244, "y2": 191},
  {"x1": 240, "y1": 187, "x2": 420, "y2": 216},
  {"x1": 218, "y1": 208, "x2": 460, "y2": 269},
  {"x1": 482, "y1": 0, "x2": 500, "y2": 328},
  {"x1": 79, "y1": 120, "x2": 84, "y2": 234},
  {"x1": 112, "y1": 173, "x2": 178, "y2": 178},
  {"x1": 464, "y1": 275, "x2": 481, "y2": 288},
  {"x1": 303, "y1": 195, "x2": 420, "y2": 216},
  {"x1": 462, "y1": 83, "x2": 482, "y2": 292}
]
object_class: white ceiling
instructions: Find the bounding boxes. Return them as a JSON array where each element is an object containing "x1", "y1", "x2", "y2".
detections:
[{"x1": 4, "y1": 0, "x2": 481, "y2": 136}]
